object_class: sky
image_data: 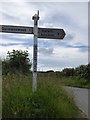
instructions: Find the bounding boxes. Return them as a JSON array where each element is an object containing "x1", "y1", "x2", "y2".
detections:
[{"x1": 0, "y1": 0, "x2": 89, "y2": 71}]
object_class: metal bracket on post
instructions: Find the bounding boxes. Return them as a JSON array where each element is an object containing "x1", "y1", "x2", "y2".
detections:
[{"x1": 32, "y1": 11, "x2": 39, "y2": 92}]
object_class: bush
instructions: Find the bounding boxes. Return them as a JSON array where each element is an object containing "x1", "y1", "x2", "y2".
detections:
[{"x1": 2, "y1": 50, "x2": 32, "y2": 74}]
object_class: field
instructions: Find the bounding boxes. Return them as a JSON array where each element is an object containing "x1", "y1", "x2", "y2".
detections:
[
  {"x1": 62, "y1": 76, "x2": 90, "y2": 89},
  {"x1": 38, "y1": 72, "x2": 90, "y2": 89},
  {"x1": 2, "y1": 72, "x2": 87, "y2": 118}
]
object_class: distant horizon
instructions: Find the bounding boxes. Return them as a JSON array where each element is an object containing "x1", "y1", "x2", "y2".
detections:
[{"x1": 0, "y1": 49, "x2": 88, "y2": 72}]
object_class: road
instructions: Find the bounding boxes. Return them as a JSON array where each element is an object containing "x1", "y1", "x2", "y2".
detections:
[{"x1": 65, "y1": 86, "x2": 89, "y2": 118}]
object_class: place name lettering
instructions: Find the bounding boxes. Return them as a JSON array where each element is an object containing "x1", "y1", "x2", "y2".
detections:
[{"x1": 1, "y1": 26, "x2": 33, "y2": 34}]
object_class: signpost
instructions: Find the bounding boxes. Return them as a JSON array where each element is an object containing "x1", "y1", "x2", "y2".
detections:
[
  {"x1": 0, "y1": 25, "x2": 33, "y2": 34},
  {"x1": 0, "y1": 25, "x2": 65, "y2": 39},
  {"x1": 32, "y1": 10, "x2": 39, "y2": 92},
  {"x1": 0, "y1": 11, "x2": 66, "y2": 92},
  {"x1": 38, "y1": 27, "x2": 65, "y2": 39}
]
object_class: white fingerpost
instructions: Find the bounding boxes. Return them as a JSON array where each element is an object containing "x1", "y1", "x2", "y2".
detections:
[
  {"x1": 32, "y1": 10, "x2": 39, "y2": 92},
  {"x1": 0, "y1": 11, "x2": 66, "y2": 93}
]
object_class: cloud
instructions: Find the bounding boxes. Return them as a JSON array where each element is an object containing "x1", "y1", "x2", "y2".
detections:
[
  {"x1": 65, "y1": 44, "x2": 88, "y2": 52},
  {"x1": 37, "y1": 46, "x2": 88, "y2": 71},
  {"x1": 0, "y1": 42, "x2": 33, "y2": 47},
  {"x1": 2, "y1": 12, "x2": 17, "y2": 22},
  {"x1": 0, "y1": 2, "x2": 88, "y2": 71},
  {"x1": 0, "y1": 44, "x2": 33, "y2": 60},
  {"x1": 0, "y1": 2, "x2": 35, "y2": 25},
  {"x1": 0, "y1": 33, "x2": 33, "y2": 47},
  {"x1": 1, "y1": 33, "x2": 33, "y2": 41},
  {"x1": 64, "y1": 33, "x2": 74, "y2": 41},
  {"x1": 38, "y1": 47, "x2": 53, "y2": 55},
  {"x1": 43, "y1": 12, "x2": 76, "y2": 29}
]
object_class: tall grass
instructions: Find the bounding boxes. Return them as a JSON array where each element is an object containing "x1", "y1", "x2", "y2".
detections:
[
  {"x1": 38, "y1": 72, "x2": 90, "y2": 89},
  {"x1": 2, "y1": 73, "x2": 80, "y2": 118},
  {"x1": 62, "y1": 76, "x2": 90, "y2": 89}
]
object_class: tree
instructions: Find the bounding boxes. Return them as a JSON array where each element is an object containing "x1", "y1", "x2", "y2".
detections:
[
  {"x1": 62, "y1": 68, "x2": 75, "y2": 76},
  {"x1": 2, "y1": 59, "x2": 10, "y2": 75},
  {"x1": 87, "y1": 63, "x2": 90, "y2": 79},
  {"x1": 2, "y1": 50, "x2": 32, "y2": 74},
  {"x1": 75, "y1": 65, "x2": 88, "y2": 78}
]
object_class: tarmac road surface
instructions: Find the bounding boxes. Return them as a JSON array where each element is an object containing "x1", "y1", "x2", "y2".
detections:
[{"x1": 65, "y1": 86, "x2": 90, "y2": 118}]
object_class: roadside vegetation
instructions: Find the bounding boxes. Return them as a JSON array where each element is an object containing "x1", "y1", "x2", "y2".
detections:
[
  {"x1": 40, "y1": 62, "x2": 90, "y2": 89},
  {"x1": 38, "y1": 71, "x2": 90, "y2": 89},
  {"x1": 1, "y1": 49, "x2": 90, "y2": 118},
  {"x1": 62, "y1": 64, "x2": 90, "y2": 88},
  {"x1": 2, "y1": 73, "x2": 80, "y2": 118}
]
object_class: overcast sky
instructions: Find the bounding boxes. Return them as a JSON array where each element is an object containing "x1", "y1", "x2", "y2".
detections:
[{"x1": 0, "y1": 0, "x2": 89, "y2": 71}]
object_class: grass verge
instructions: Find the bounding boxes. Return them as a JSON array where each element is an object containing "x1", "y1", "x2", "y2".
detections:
[
  {"x1": 2, "y1": 73, "x2": 80, "y2": 118},
  {"x1": 62, "y1": 76, "x2": 90, "y2": 89}
]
